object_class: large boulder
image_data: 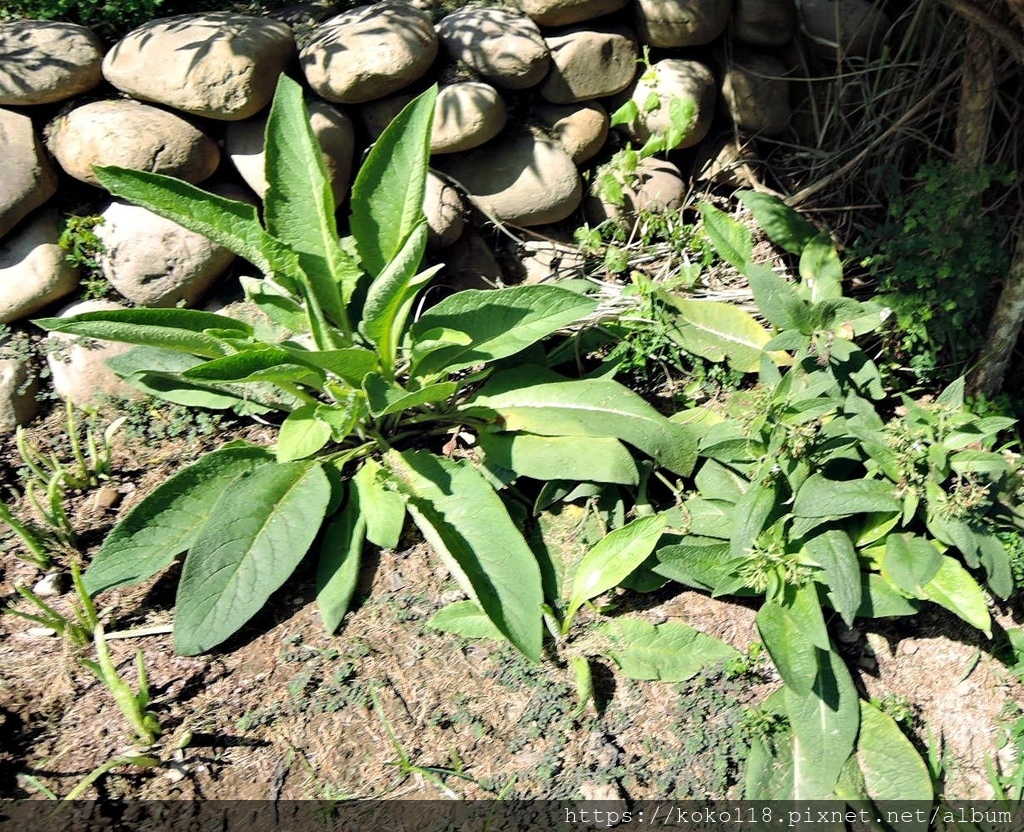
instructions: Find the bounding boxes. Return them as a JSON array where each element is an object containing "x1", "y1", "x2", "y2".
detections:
[
  {"x1": 437, "y1": 8, "x2": 550, "y2": 90},
  {"x1": 46, "y1": 100, "x2": 220, "y2": 187},
  {"x1": 510, "y1": 0, "x2": 628, "y2": 26},
  {"x1": 540, "y1": 26, "x2": 638, "y2": 104},
  {"x1": 46, "y1": 299, "x2": 140, "y2": 406},
  {"x1": 532, "y1": 101, "x2": 608, "y2": 164},
  {"x1": 300, "y1": 3, "x2": 437, "y2": 104},
  {"x1": 620, "y1": 59, "x2": 717, "y2": 149},
  {"x1": 585, "y1": 157, "x2": 687, "y2": 224},
  {"x1": 102, "y1": 14, "x2": 294, "y2": 120},
  {"x1": 0, "y1": 109, "x2": 58, "y2": 241},
  {"x1": 432, "y1": 82, "x2": 507, "y2": 154},
  {"x1": 425, "y1": 171, "x2": 464, "y2": 249},
  {"x1": 434, "y1": 134, "x2": 581, "y2": 227},
  {"x1": 635, "y1": 0, "x2": 732, "y2": 47},
  {"x1": 0, "y1": 212, "x2": 78, "y2": 324},
  {"x1": 734, "y1": 0, "x2": 797, "y2": 46},
  {"x1": 798, "y1": 0, "x2": 890, "y2": 58},
  {"x1": 226, "y1": 100, "x2": 355, "y2": 203},
  {"x1": 721, "y1": 53, "x2": 791, "y2": 135},
  {"x1": 96, "y1": 195, "x2": 239, "y2": 308},
  {"x1": 0, "y1": 21, "x2": 104, "y2": 106},
  {"x1": 0, "y1": 355, "x2": 38, "y2": 432}
]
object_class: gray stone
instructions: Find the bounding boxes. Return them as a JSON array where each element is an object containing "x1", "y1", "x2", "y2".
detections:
[
  {"x1": 103, "y1": 14, "x2": 295, "y2": 120},
  {"x1": 96, "y1": 194, "x2": 240, "y2": 308},
  {"x1": 359, "y1": 91, "x2": 415, "y2": 140},
  {"x1": 443, "y1": 228, "x2": 503, "y2": 292},
  {"x1": 722, "y1": 53, "x2": 791, "y2": 135},
  {"x1": 510, "y1": 0, "x2": 628, "y2": 26},
  {"x1": 46, "y1": 99, "x2": 220, "y2": 188},
  {"x1": 226, "y1": 99, "x2": 355, "y2": 204},
  {"x1": 694, "y1": 134, "x2": 760, "y2": 187},
  {"x1": 0, "y1": 355, "x2": 38, "y2": 432},
  {"x1": 425, "y1": 171, "x2": 464, "y2": 249},
  {"x1": 434, "y1": 134, "x2": 582, "y2": 227},
  {"x1": 0, "y1": 21, "x2": 104, "y2": 106},
  {"x1": 734, "y1": 0, "x2": 797, "y2": 46},
  {"x1": 437, "y1": 8, "x2": 550, "y2": 90},
  {"x1": 301, "y1": 3, "x2": 437, "y2": 104},
  {"x1": 0, "y1": 212, "x2": 78, "y2": 324},
  {"x1": 585, "y1": 157, "x2": 686, "y2": 224},
  {"x1": 798, "y1": 0, "x2": 890, "y2": 58},
  {"x1": 621, "y1": 59, "x2": 716, "y2": 149},
  {"x1": 540, "y1": 26, "x2": 638, "y2": 104},
  {"x1": 46, "y1": 299, "x2": 140, "y2": 406},
  {"x1": 0, "y1": 109, "x2": 57, "y2": 241},
  {"x1": 432, "y1": 82, "x2": 507, "y2": 154},
  {"x1": 533, "y1": 101, "x2": 608, "y2": 164},
  {"x1": 635, "y1": 0, "x2": 732, "y2": 47},
  {"x1": 517, "y1": 238, "x2": 586, "y2": 284}
]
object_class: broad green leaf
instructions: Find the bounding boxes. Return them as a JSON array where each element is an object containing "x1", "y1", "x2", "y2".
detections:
[
  {"x1": 478, "y1": 432, "x2": 639, "y2": 485},
  {"x1": 978, "y1": 534, "x2": 1013, "y2": 600},
  {"x1": 798, "y1": 231, "x2": 843, "y2": 302},
  {"x1": 601, "y1": 618, "x2": 739, "y2": 682},
  {"x1": 93, "y1": 165, "x2": 290, "y2": 282},
  {"x1": 263, "y1": 75, "x2": 351, "y2": 327},
  {"x1": 756, "y1": 600, "x2": 818, "y2": 695},
  {"x1": 698, "y1": 202, "x2": 752, "y2": 270},
  {"x1": 241, "y1": 277, "x2": 307, "y2": 332},
  {"x1": 183, "y1": 348, "x2": 325, "y2": 387},
  {"x1": 350, "y1": 86, "x2": 437, "y2": 278},
  {"x1": 652, "y1": 536, "x2": 733, "y2": 592},
  {"x1": 83, "y1": 445, "x2": 275, "y2": 596},
  {"x1": 804, "y1": 531, "x2": 862, "y2": 626},
  {"x1": 794, "y1": 474, "x2": 900, "y2": 518},
  {"x1": 737, "y1": 191, "x2": 817, "y2": 254},
  {"x1": 685, "y1": 497, "x2": 735, "y2": 538},
  {"x1": 921, "y1": 556, "x2": 992, "y2": 636},
  {"x1": 428, "y1": 600, "x2": 503, "y2": 640},
  {"x1": 316, "y1": 488, "x2": 366, "y2": 634},
  {"x1": 34, "y1": 308, "x2": 245, "y2": 358},
  {"x1": 669, "y1": 298, "x2": 778, "y2": 372},
  {"x1": 351, "y1": 459, "x2": 405, "y2": 550},
  {"x1": 882, "y1": 534, "x2": 943, "y2": 596},
  {"x1": 788, "y1": 583, "x2": 830, "y2": 651},
  {"x1": 936, "y1": 376, "x2": 965, "y2": 408},
  {"x1": 730, "y1": 477, "x2": 777, "y2": 558},
  {"x1": 411, "y1": 286, "x2": 598, "y2": 376},
  {"x1": 784, "y1": 647, "x2": 859, "y2": 799},
  {"x1": 745, "y1": 729, "x2": 795, "y2": 799},
  {"x1": 950, "y1": 450, "x2": 1012, "y2": 477},
  {"x1": 276, "y1": 404, "x2": 333, "y2": 462},
  {"x1": 745, "y1": 262, "x2": 811, "y2": 333},
  {"x1": 857, "y1": 700, "x2": 933, "y2": 815},
  {"x1": 385, "y1": 450, "x2": 543, "y2": 661},
  {"x1": 466, "y1": 366, "x2": 697, "y2": 476},
  {"x1": 694, "y1": 459, "x2": 747, "y2": 503},
  {"x1": 362, "y1": 372, "x2": 456, "y2": 418},
  {"x1": 565, "y1": 515, "x2": 667, "y2": 627},
  {"x1": 856, "y1": 573, "x2": 921, "y2": 618},
  {"x1": 285, "y1": 347, "x2": 378, "y2": 386},
  {"x1": 359, "y1": 223, "x2": 436, "y2": 372},
  {"x1": 174, "y1": 461, "x2": 332, "y2": 655}
]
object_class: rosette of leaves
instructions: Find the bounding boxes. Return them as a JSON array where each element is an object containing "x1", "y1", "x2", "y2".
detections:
[
  {"x1": 652, "y1": 195, "x2": 1024, "y2": 806},
  {"x1": 36, "y1": 75, "x2": 698, "y2": 661}
]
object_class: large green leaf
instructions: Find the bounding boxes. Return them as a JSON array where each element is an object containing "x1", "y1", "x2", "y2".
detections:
[
  {"x1": 756, "y1": 600, "x2": 818, "y2": 696},
  {"x1": 466, "y1": 366, "x2": 697, "y2": 476},
  {"x1": 316, "y1": 487, "x2": 366, "y2": 635},
  {"x1": 263, "y1": 74, "x2": 353, "y2": 327},
  {"x1": 669, "y1": 298, "x2": 775, "y2": 372},
  {"x1": 804, "y1": 531, "x2": 861, "y2": 626},
  {"x1": 698, "y1": 202, "x2": 752, "y2": 270},
  {"x1": 478, "y1": 432, "x2": 639, "y2": 485},
  {"x1": 799, "y1": 231, "x2": 844, "y2": 302},
  {"x1": 93, "y1": 165, "x2": 295, "y2": 286},
  {"x1": 920, "y1": 556, "x2": 992, "y2": 636},
  {"x1": 276, "y1": 404, "x2": 333, "y2": 462},
  {"x1": 350, "y1": 86, "x2": 437, "y2": 278},
  {"x1": 174, "y1": 461, "x2": 332, "y2": 655},
  {"x1": 601, "y1": 618, "x2": 739, "y2": 682},
  {"x1": 385, "y1": 450, "x2": 543, "y2": 661},
  {"x1": 881, "y1": 534, "x2": 943, "y2": 596},
  {"x1": 745, "y1": 262, "x2": 811, "y2": 333},
  {"x1": 794, "y1": 474, "x2": 900, "y2": 518},
  {"x1": 34, "y1": 308, "x2": 247, "y2": 358},
  {"x1": 729, "y1": 477, "x2": 778, "y2": 558},
  {"x1": 410, "y1": 286, "x2": 598, "y2": 376},
  {"x1": 565, "y1": 515, "x2": 666, "y2": 627},
  {"x1": 783, "y1": 647, "x2": 859, "y2": 800},
  {"x1": 285, "y1": 347, "x2": 378, "y2": 386},
  {"x1": 183, "y1": 347, "x2": 324, "y2": 387},
  {"x1": 351, "y1": 459, "x2": 405, "y2": 550},
  {"x1": 83, "y1": 445, "x2": 276, "y2": 596},
  {"x1": 857, "y1": 700, "x2": 933, "y2": 815},
  {"x1": 362, "y1": 372, "x2": 456, "y2": 418},
  {"x1": 737, "y1": 191, "x2": 818, "y2": 254},
  {"x1": 428, "y1": 600, "x2": 503, "y2": 640},
  {"x1": 652, "y1": 536, "x2": 733, "y2": 592}
]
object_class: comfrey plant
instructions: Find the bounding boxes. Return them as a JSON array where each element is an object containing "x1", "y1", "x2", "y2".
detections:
[{"x1": 37, "y1": 76, "x2": 697, "y2": 660}]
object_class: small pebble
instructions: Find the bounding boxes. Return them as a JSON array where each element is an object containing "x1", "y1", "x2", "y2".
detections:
[
  {"x1": 388, "y1": 572, "x2": 405, "y2": 592},
  {"x1": 26, "y1": 627, "x2": 58, "y2": 638},
  {"x1": 33, "y1": 572, "x2": 67, "y2": 598},
  {"x1": 92, "y1": 484, "x2": 122, "y2": 511}
]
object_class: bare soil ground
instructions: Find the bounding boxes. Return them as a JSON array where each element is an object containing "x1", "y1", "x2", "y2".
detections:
[{"x1": 1, "y1": 403, "x2": 1022, "y2": 801}]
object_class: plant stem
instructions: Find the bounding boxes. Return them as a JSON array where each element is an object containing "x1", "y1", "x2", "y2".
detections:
[{"x1": 0, "y1": 500, "x2": 50, "y2": 567}]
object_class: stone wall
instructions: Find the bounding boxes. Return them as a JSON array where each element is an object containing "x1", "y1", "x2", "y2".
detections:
[{"x1": 0, "y1": 0, "x2": 890, "y2": 426}]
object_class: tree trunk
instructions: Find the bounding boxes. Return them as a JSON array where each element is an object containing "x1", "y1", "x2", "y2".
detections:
[{"x1": 968, "y1": 227, "x2": 1024, "y2": 396}]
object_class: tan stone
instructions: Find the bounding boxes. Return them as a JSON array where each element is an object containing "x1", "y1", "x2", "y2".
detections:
[
  {"x1": 102, "y1": 14, "x2": 294, "y2": 120},
  {"x1": 425, "y1": 171, "x2": 464, "y2": 249},
  {"x1": 533, "y1": 101, "x2": 608, "y2": 164},
  {"x1": 798, "y1": 0, "x2": 890, "y2": 58},
  {"x1": 437, "y1": 8, "x2": 550, "y2": 90},
  {"x1": 510, "y1": 0, "x2": 628, "y2": 26},
  {"x1": 0, "y1": 109, "x2": 57, "y2": 240},
  {"x1": 734, "y1": 0, "x2": 797, "y2": 46},
  {"x1": 301, "y1": 3, "x2": 437, "y2": 104},
  {"x1": 540, "y1": 26, "x2": 638, "y2": 104},
  {"x1": 0, "y1": 21, "x2": 103, "y2": 106},
  {"x1": 47, "y1": 100, "x2": 219, "y2": 188},
  {"x1": 635, "y1": 0, "x2": 732, "y2": 47},
  {"x1": 0, "y1": 356, "x2": 39, "y2": 432},
  {"x1": 432, "y1": 83, "x2": 507, "y2": 154},
  {"x1": 585, "y1": 157, "x2": 686, "y2": 224},
  {"x1": 722, "y1": 53, "x2": 791, "y2": 135},
  {"x1": 0, "y1": 212, "x2": 78, "y2": 324},
  {"x1": 622, "y1": 59, "x2": 716, "y2": 149}
]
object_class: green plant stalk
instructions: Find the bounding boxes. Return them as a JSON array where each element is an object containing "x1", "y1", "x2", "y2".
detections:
[
  {"x1": 65, "y1": 400, "x2": 91, "y2": 489},
  {"x1": 0, "y1": 500, "x2": 51, "y2": 568},
  {"x1": 16, "y1": 427, "x2": 54, "y2": 483},
  {"x1": 10, "y1": 584, "x2": 90, "y2": 644},
  {"x1": 70, "y1": 561, "x2": 99, "y2": 633},
  {"x1": 62, "y1": 754, "x2": 159, "y2": 801}
]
